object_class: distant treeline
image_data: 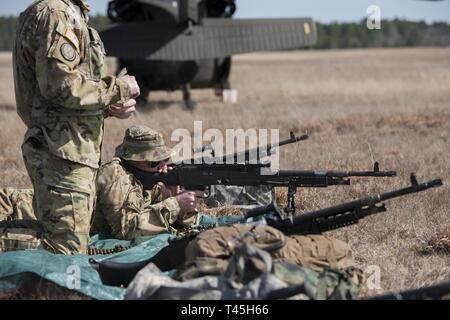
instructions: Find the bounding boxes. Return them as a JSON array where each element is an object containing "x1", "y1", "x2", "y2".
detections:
[
  {"x1": 1, "y1": 15, "x2": 449, "y2": 51},
  {"x1": 316, "y1": 19, "x2": 450, "y2": 48}
]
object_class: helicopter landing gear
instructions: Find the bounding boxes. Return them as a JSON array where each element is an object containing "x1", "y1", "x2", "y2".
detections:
[
  {"x1": 214, "y1": 78, "x2": 237, "y2": 103},
  {"x1": 222, "y1": 89, "x2": 238, "y2": 103},
  {"x1": 182, "y1": 83, "x2": 196, "y2": 110}
]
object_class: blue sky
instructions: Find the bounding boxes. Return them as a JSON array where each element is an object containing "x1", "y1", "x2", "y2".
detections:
[{"x1": 1, "y1": 0, "x2": 450, "y2": 23}]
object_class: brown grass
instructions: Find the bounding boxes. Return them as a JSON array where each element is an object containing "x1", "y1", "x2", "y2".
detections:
[
  {"x1": 0, "y1": 48, "x2": 449, "y2": 298},
  {"x1": 419, "y1": 227, "x2": 450, "y2": 255}
]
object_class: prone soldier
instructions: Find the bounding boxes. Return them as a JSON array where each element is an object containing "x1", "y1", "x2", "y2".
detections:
[{"x1": 93, "y1": 125, "x2": 205, "y2": 240}]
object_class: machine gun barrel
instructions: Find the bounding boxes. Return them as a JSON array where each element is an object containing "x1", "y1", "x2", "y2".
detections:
[
  {"x1": 265, "y1": 174, "x2": 442, "y2": 236},
  {"x1": 222, "y1": 131, "x2": 309, "y2": 163},
  {"x1": 365, "y1": 281, "x2": 450, "y2": 300},
  {"x1": 189, "y1": 131, "x2": 309, "y2": 164}
]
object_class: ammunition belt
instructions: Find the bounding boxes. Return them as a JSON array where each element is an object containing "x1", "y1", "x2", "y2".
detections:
[
  {"x1": 87, "y1": 244, "x2": 131, "y2": 256},
  {"x1": 169, "y1": 224, "x2": 217, "y2": 242}
]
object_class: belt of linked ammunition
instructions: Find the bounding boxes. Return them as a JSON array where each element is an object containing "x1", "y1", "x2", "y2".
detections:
[{"x1": 87, "y1": 245, "x2": 131, "y2": 255}]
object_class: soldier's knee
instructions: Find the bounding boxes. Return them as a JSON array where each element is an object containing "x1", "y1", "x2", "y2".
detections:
[{"x1": 37, "y1": 187, "x2": 93, "y2": 254}]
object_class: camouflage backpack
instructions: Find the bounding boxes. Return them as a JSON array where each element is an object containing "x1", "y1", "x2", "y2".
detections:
[
  {"x1": 125, "y1": 241, "x2": 362, "y2": 300},
  {"x1": 185, "y1": 223, "x2": 358, "y2": 274}
]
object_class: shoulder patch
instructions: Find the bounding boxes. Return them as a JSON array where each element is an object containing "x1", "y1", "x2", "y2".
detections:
[
  {"x1": 55, "y1": 20, "x2": 80, "y2": 52},
  {"x1": 60, "y1": 43, "x2": 76, "y2": 61}
]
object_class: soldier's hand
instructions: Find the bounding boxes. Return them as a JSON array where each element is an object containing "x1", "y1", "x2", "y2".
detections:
[
  {"x1": 108, "y1": 99, "x2": 136, "y2": 119},
  {"x1": 168, "y1": 185, "x2": 181, "y2": 196},
  {"x1": 175, "y1": 191, "x2": 202, "y2": 213},
  {"x1": 120, "y1": 75, "x2": 140, "y2": 98},
  {"x1": 156, "y1": 182, "x2": 180, "y2": 199},
  {"x1": 156, "y1": 162, "x2": 170, "y2": 173}
]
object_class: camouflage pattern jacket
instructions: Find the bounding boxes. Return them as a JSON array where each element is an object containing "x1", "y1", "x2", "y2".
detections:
[
  {"x1": 13, "y1": 0, "x2": 131, "y2": 168},
  {"x1": 93, "y1": 158, "x2": 197, "y2": 240}
]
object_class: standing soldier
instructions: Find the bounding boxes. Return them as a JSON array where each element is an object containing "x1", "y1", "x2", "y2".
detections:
[{"x1": 13, "y1": 0, "x2": 140, "y2": 254}]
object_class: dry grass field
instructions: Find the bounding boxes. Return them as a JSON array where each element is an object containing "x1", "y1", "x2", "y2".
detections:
[{"x1": 0, "y1": 47, "x2": 449, "y2": 298}]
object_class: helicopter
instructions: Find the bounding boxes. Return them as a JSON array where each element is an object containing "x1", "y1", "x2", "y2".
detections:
[{"x1": 100, "y1": 0, "x2": 318, "y2": 109}]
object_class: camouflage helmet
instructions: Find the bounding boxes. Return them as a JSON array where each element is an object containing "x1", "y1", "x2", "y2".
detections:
[{"x1": 115, "y1": 125, "x2": 174, "y2": 162}]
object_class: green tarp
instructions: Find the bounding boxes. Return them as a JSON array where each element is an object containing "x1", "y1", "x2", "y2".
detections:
[{"x1": 0, "y1": 215, "x2": 242, "y2": 300}]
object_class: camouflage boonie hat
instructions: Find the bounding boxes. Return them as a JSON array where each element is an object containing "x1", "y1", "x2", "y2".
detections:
[{"x1": 115, "y1": 125, "x2": 174, "y2": 162}]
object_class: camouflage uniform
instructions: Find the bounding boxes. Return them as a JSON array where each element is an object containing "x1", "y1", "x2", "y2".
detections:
[
  {"x1": 93, "y1": 126, "x2": 198, "y2": 240},
  {"x1": 13, "y1": 0, "x2": 132, "y2": 254}
]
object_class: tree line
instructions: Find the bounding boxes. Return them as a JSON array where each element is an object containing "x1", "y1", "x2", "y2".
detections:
[
  {"x1": 316, "y1": 19, "x2": 450, "y2": 48},
  {"x1": 0, "y1": 15, "x2": 449, "y2": 51}
]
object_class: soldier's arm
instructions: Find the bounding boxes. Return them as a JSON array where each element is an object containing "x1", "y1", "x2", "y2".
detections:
[
  {"x1": 145, "y1": 188, "x2": 183, "y2": 226},
  {"x1": 34, "y1": 9, "x2": 131, "y2": 111},
  {"x1": 95, "y1": 168, "x2": 140, "y2": 239},
  {"x1": 145, "y1": 184, "x2": 203, "y2": 227},
  {"x1": 150, "y1": 198, "x2": 184, "y2": 225}
]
